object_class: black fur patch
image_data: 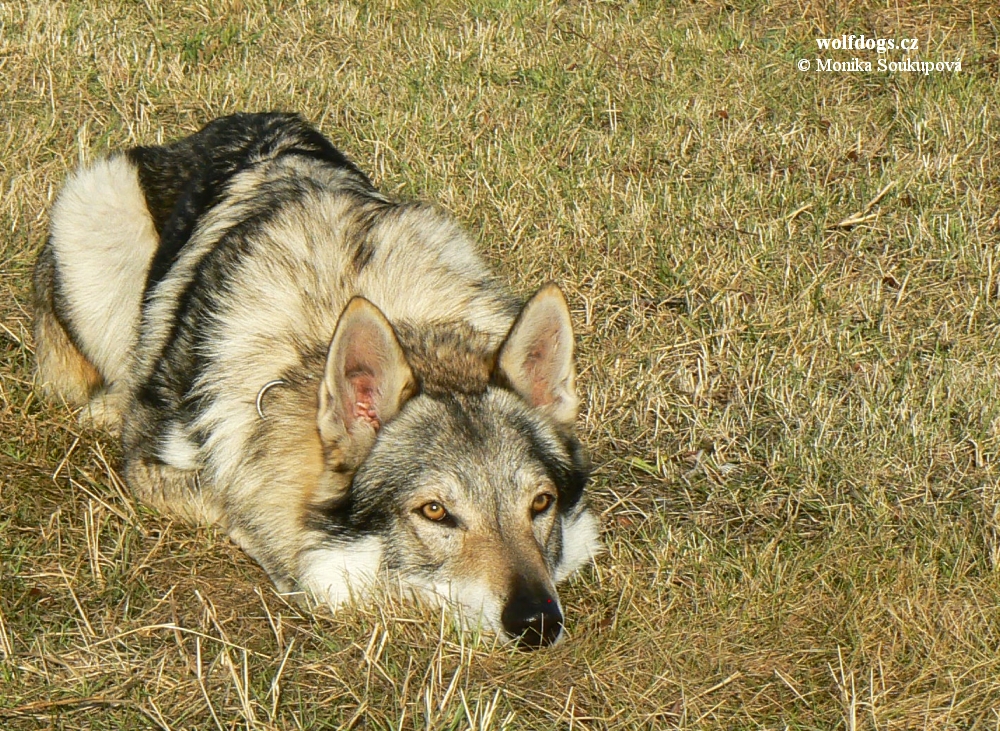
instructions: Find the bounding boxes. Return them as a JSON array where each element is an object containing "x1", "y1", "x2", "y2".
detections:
[
  {"x1": 306, "y1": 490, "x2": 392, "y2": 539},
  {"x1": 129, "y1": 113, "x2": 372, "y2": 297}
]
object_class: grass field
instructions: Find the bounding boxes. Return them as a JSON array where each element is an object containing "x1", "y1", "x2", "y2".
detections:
[{"x1": 3, "y1": 0, "x2": 1000, "y2": 728}]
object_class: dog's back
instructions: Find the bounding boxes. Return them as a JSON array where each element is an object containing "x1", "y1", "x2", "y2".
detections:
[
  {"x1": 36, "y1": 114, "x2": 363, "y2": 416},
  {"x1": 38, "y1": 114, "x2": 516, "y2": 409}
]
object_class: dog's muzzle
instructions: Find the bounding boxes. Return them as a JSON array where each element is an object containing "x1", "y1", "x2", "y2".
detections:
[{"x1": 501, "y1": 580, "x2": 563, "y2": 649}]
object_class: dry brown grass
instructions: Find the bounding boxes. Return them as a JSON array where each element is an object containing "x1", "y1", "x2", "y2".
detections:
[{"x1": 3, "y1": 0, "x2": 1000, "y2": 728}]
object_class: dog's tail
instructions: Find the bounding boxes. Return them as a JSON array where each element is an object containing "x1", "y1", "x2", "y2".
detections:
[{"x1": 34, "y1": 154, "x2": 158, "y2": 422}]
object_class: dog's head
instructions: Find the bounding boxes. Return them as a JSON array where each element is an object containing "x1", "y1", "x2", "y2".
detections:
[{"x1": 310, "y1": 284, "x2": 601, "y2": 648}]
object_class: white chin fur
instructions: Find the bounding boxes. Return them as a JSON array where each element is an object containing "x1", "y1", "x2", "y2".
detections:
[{"x1": 299, "y1": 556, "x2": 512, "y2": 638}]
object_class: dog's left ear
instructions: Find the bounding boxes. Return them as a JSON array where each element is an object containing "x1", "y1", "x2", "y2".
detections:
[{"x1": 495, "y1": 283, "x2": 579, "y2": 427}]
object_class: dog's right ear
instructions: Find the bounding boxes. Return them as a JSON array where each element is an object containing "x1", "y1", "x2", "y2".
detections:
[{"x1": 318, "y1": 297, "x2": 415, "y2": 468}]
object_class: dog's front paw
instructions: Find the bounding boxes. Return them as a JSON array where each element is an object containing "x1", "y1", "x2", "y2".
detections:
[{"x1": 78, "y1": 390, "x2": 126, "y2": 433}]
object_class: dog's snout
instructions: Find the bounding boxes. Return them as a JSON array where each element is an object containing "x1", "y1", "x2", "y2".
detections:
[{"x1": 501, "y1": 581, "x2": 563, "y2": 649}]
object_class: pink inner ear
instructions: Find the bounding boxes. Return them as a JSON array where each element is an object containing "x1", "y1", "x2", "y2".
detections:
[
  {"x1": 531, "y1": 383, "x2": 553, "y2": 407},
  {"x1": 346, "y1": 371, "x2": 382, "y2": 430},
  {"x1": 523, "y1": 328, "x2": 559, "y2": 406},
  {"x1": 524, "y1": 344, "x2": 546, "y2": 367},
  {"x1": 526, "y1": 346, "x2": 552, "y2": 406}
]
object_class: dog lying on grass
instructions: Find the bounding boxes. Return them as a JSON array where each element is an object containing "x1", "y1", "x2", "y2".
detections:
[{"x1": 34, "y1": 112, "x2": 601, "y2": 648}]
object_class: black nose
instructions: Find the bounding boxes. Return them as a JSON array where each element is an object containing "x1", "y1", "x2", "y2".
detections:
[{"x1": 501, "y1": 582, "x2": 563, "y2": 649}]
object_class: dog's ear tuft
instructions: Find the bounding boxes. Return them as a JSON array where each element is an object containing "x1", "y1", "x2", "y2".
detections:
[
  {"x1": 495, "y1": 283, "x2": 578, "y2": 427},
  {"x1": 318, "y1": 298, "x2": 415, "y2": 463}
]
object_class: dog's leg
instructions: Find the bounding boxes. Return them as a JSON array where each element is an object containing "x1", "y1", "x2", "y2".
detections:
[
  {"x1": 77, "y1": 389, "x2": 130, "y2": 431},
  {"x1": 122, "y1": 411, "x2": 301, "y2": 594},
  {"x1": 123, "y1": 453, "x2": 222, "y2": 525}
]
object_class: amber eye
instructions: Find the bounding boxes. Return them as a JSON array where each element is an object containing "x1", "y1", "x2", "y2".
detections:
[
  {"x1": 419, "y1": 502, "x2": 448, "y2": 522},
  {"x1": 531, "y1": 493, "x2": 555, "y2": 516}
]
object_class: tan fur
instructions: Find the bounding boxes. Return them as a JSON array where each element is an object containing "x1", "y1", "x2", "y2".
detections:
[
  {"x1": 454, "y1": 515, "x2": 557, "y2": 601},
  {"x1": 259, "y1": 374, "x2": 353, "y2": 515},
  {"x1": 394, "y1": 321, "x2": 496, "y2": 395},
  {"x1": 34, "y1": 306, "x2": 103, "y2": 407},
  {"x1": 32, "y1": 247, "x2": 104, "y2": 407}
]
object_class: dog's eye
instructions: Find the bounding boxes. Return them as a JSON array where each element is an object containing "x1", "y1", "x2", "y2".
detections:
[
  {"x1": 531, "y1": 492, "x2": 555, "y2": 516},
  {"x1": 419, "y1": 502, "x2": 448, "y2": 522}
]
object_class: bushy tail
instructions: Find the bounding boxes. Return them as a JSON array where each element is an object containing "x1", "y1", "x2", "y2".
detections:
[{"x1": 34, "y1": 154, "x2": 159, "y2": 421}]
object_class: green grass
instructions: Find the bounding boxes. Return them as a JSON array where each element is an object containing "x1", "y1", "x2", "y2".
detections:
[{"x1": 2, "y1": 0, "x2": 1000, "y2": 728}]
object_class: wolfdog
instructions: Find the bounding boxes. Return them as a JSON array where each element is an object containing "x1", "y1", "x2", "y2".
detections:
[{"x1": 33, "y1": 112, "x2": 601, "y2": 647}]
